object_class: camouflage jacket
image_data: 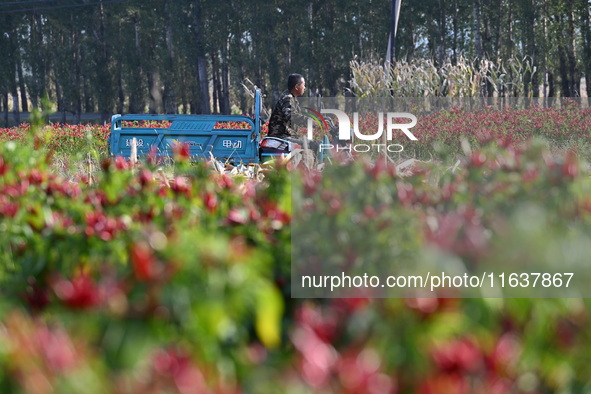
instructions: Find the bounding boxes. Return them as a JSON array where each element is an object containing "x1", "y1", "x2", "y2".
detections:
[{"x1": 267, "y1": 90, "x2": 308, "y2": 138}]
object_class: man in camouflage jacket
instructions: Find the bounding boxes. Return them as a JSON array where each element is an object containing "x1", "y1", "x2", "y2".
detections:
[{"x1": 267, "y1": 74, "x2": 318, "y2": 152}]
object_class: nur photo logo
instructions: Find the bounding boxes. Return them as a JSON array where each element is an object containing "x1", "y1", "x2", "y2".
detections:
[{"x1": 304, "y1": 108, "x2": 418, "y2": 153}]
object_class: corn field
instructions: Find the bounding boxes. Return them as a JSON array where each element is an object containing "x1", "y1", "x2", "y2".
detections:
[{"x1": 349, "y1": 56, "x2": 537, "y2": 98}]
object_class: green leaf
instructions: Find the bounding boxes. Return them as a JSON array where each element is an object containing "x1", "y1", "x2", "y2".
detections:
[{"x1": 255, "y1": 282, "x2": 284, "y2": 349}]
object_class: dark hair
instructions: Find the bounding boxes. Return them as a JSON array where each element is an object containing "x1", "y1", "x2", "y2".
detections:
[{"x1": 287, "y1": 74, "x2": 304, "y2": 91}]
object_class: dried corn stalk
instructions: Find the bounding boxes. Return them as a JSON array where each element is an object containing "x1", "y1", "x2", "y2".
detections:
[{"x1": 349, "y1": 56, "x2": 536, "y2": 98}]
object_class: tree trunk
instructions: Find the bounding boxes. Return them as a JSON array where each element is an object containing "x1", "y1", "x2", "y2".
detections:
[
  {"x1": 0, "y1": 92, "x2": 3, "y2": 126},
  {"x1": 473, "y1": 0, "x2": 483, "y2": 58},
  {"x1": 16, "y1": 53, "x2": 28, "y2": 113},
  {"x1": 97, "y1": 3, "x2": 113, "y2": 123},
  {"x1": 11, "y1": 91, "x2": 20, "y2": 126},
  {"x1": 164, "y1": 10, "x2": 177, "y2": 115},
  {"x1": 212, "y1": 53, "x2": 219, "y2": 114},
  {"x1": 72, "y1": 20, "x2": 82, "y2": 124},
  {"x1": 526, "y1": 0, "x2": 538, "y2": 97},
  {"x1": 197, "y1": 58, "x2": 210, "y2": 114},
  {"x1": 221, "y1": 36, "x2": 231, "y2": 115},
  {"x1": 3, "y1": 92, "x2": 8, "y2": 127},
  {"x1": 555, "y1": 13, "x2": 570, "y2": 97},
  {"x1": 148, "y1": 71, "x2": 163, "y2": 114},
  {"x1": 111, "y1": 14, "x2": 123, "y2": 115},
  {"x1": 181, "y1": 73, "x2": 189, "y2": 114},
  {"x1": 539, "y1": 1, "x2": 549, "y2": 98},
  {"x1": 545, "y1": 70, "x2": 554, "y2": 98},
  {"x1": 566, "y1": 3, "x2": 578, "y2": 96},
  {"x1": 193, "y1": 1, "x2": 210, "y2": 114},
  {"x1": 29, "y1": 13, "x2": 46, "y2": 109},
  {"x1": 239, "y1": 63, "x2": 247, "y2": 114},
  {"x1": 437, "y1": 0, "x2": 446, "y2": 65},
  {"x1": 7, "y1": 15, "x2": 20, "y2": 124},
  {"x1": 485, "y1": 0, "x2": 495, "y2": 56},
  {"x1": 55, "y1": 77, "x2": 66, "y2": 123},
  {"x1": 506, "y1": 0, "x2": 514, "y2": 60},
  {"x1": 129, "y1": 17, "x2": 144, "y2": 113},
  {"x1": 117, "y1": 58, "x2": 125, "y2": 114},
  {"x1": 581, "y1": 0, "x2": 591, "y2": 97},
  {"x1": 452, "y1": 0, "x2": 459, "y2": 63},
  {"x1": 28, "y1": 15, "x2": 38, "y2": 109}
]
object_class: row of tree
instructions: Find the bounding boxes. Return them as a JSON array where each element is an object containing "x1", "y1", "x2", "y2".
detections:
[{"x1": 0, "y1": 0, "x2": 589, "y2": 124}]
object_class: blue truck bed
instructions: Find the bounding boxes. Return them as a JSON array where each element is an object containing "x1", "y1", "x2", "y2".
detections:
[{"x1": 109, "y1": 90, "x2": 263, "y2": 164}]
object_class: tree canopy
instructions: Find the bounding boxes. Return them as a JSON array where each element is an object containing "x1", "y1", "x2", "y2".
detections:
[{"x1": 0, "y1": 0, "x2": 589, "y2": 123}]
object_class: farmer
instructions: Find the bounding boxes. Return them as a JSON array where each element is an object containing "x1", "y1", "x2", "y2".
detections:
[{"x1": 267, "y1": 74, "x2": 319, "y2": 152}]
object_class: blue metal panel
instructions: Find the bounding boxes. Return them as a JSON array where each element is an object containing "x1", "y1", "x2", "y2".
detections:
[{"x1": 109, "y1": 90, "x2": 264, "y2": 164}]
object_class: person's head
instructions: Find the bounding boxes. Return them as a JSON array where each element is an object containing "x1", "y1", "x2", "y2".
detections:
[{"x1": 288, "y1": 73, "x2": 306, "y2": 97}]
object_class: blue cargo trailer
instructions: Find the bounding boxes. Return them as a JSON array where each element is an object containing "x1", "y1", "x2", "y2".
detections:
[{"x1": 109, "y1": 89, "x2": 263, "y2": 164}]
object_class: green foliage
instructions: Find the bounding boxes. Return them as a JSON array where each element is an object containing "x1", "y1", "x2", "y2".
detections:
[
  {"x1": 2, "y1": 0, "x2": 589, "y2": 123},
  {"x1": 2, "y1": 111, "x2": 591, "y2": 391},
  {"x1": 0, "y1": 120, "x2": 293, "y2": 390}
]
